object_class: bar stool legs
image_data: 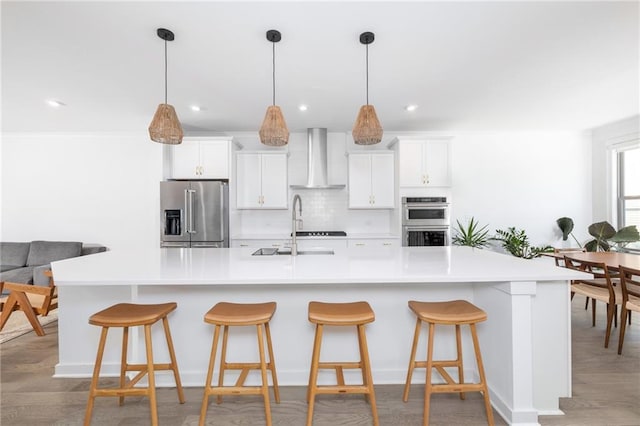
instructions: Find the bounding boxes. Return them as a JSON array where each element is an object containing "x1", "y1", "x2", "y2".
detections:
[
  {"x1": 306, "y1": 301, "x2": 378, "y2": 426},
  {"x1": 403, "y1": 300, "x2": 494, "y2": 426},
  {"x1": 199, "y1": 302, "x2": 279, "y2": 426},
  {"x1": 84, "y1": 303, "x2": 184, "y2": 426}
]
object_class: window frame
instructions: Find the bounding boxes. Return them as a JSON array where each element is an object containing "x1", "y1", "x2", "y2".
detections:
[{"x1": 610, "y1": 138, "x2": 640, "y2": 252}]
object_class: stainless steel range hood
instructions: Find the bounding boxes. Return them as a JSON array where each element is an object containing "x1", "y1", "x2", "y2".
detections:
[{"x1": 290, "y1": 128, "x2": 346, "y2": 189}]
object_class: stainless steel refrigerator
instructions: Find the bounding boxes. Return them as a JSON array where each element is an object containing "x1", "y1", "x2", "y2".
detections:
[{"x1": 160, "y1": 181, "x2": 229, "y2": 247}]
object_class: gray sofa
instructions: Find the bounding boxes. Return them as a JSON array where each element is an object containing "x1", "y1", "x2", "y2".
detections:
[{"x1": 0, "y1": 241, "x2": 106, "y2": 289}]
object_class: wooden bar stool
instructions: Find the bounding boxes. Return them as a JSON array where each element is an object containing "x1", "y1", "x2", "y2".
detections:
[
  {"x1": 84, "y1": 302, "x2": 185, "y2": 426},
  {"x1": 199, "y1": 302, "x2": 280, "y2": 426},
  {"x1": 306, "y1": 301, "x2": 378, "y2": 426},
  {"x1": 403, "y1": 300, "x2": 494, "y2": 426}
]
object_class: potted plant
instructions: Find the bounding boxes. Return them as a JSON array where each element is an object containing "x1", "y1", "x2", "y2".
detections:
[
  {"x1": 556, "y1": 217, "x2": 582, "y2": 248},
  {"x1": 555, "y1": 217, "x2": 640, "y2": 251},
  {"x1": 492, "y1": 227, "x2": 553, "y2": 259},
  {"x1": 584, "y1": 221, "x2": 640, "y2": 252},
  {"x1": 452, "y1": 217, "x2": 490, "y2": 248}
]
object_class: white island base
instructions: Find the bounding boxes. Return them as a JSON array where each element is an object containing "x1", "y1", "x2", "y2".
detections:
[{"x1": 52, "y1": 246, "x2": 587, "y2": 425}]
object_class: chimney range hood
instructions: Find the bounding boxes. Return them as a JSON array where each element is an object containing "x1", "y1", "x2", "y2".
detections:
[{"x1": 290, "y1": 128, "x2": 345, "y2": 189}]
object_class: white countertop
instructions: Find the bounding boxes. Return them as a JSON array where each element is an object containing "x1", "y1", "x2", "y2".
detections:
[{"x1": 52, "y1": 246, "x2": 588, "y2": 286}]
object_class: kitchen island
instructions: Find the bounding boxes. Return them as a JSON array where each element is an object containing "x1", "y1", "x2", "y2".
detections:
[{"x1": 52, "y1": 246, "x2": 588, "y2": 425}]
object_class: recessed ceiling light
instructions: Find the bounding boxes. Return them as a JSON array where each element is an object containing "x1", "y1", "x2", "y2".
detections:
[
  {"x1": 405, "y1": 104, "x2": 418, "y2": 112},
  {"x1": 190, "y1": 105, "x2": 202, "y2": 112},
  {"x1": 298, "y1": 105, "x2": 308, "y2": 111},
  {"x1": 46, "y1": 100, "x2": 65, "y2": 108}
]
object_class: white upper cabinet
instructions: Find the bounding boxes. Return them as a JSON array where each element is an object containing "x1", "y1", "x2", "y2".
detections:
[
  {"x1": 397, "y1": 138, "x2": 451, "y2": 187},
  {"x1": 348, "y1": 152, "x2": 395, "y2": 209},
  {"x1": 172, "y1": 138, "x2": 230, "y2": 179},
  {"x1": 236, "y1": 153, "x2": 288, "y2": 209}
]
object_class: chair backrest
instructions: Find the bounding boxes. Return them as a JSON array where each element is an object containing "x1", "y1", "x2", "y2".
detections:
[
  {"x1": 563, "y1": 255, "x2": 613, "y2": 280},
  {"x1": 620, "y1": 265, "x2": 640, "y2": 311},
  {"x1": 553, "y1": 247, "x2": 586, "y2": 267}
]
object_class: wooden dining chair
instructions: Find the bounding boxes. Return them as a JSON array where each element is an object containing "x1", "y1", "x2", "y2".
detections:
[
  {"x1": 554, "y1": 248, "x2": 591, "y2": 309},
  {"x1": 564, "y1": 255, "x2": 622, "y2": 348},
  {"x1": 0, "y1": 270, "x2": 57, "y2": 336},
  {"x1": 617, "y1": 265, "x2": 640, "y2": 354}
]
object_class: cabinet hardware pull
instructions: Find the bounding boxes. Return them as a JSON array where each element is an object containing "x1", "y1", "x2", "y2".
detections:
[
  {"x1": 356, "y1": 243, "x2": 365, "y2": 246},
  {"x1": 383, "y1": 242, "x2": 392, "y2": 246}
]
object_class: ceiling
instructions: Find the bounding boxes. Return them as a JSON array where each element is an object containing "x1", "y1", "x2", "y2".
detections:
[{"x1": 2, "y1": 1, "x2": 638, "y2": 136}]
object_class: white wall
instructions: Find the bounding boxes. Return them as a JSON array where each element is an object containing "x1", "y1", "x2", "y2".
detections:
[
  {"x1": 1, "y1": 130, "x2": 593, "y2": 250},
  {"x1": 0, "y1": 133, "x2": 162, "y2": 250},
  {"x1": 591, "y1": 115, "x2": 640, "y2": 225},
  {"x1": 448, "y1": 132, "x2": 592, "y2": 248}
]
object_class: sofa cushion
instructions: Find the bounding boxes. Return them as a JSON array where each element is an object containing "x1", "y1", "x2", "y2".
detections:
[
  {"x1": 0, "y1": 242, "x2": 31, "y2": 267},
  {"x1": 0, "y1": 266, "x2": 36, "y2": 287},
  {"x1": 26, "y1": 241, "x2": 82, "y2": 267}
]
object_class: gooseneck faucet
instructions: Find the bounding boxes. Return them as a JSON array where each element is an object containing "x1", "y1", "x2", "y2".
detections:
[{"x1": 291, "y1": 194, "x2": 302, "y2": 256}]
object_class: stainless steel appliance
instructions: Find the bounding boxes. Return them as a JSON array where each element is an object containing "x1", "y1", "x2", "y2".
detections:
[
  {"x1": 160, "y1": 181, "x2": 229, "y2": 248},
  {"x1": 402, "y1": 197, "x2": 449, "y2": 226},
  {"x1": 402, "y1": 197, "x2": 450, "y2": 247}
]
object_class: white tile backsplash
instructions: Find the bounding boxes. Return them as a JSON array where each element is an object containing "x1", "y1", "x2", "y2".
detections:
[
  {"x1": 230, "y1": 188, "x2": 395, "y2": 236},
  {"x1": 292, "y1": 189, "x2": 348, "y2": 231}
]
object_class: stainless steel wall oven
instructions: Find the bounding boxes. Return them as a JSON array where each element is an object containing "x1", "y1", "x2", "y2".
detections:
[{"x1": 402, "y1": 197, "x2": 450, "y2": 246}]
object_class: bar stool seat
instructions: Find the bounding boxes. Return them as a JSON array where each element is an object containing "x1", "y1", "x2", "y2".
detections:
[
  {"x1": 408, "y1": 300, "x2": 487, "y2": 324},
  {"x1": 403, "y1": 300, "x2": 494, "y2": 426},
  {"x1": 306, "y1": 301, "x2": 378, "y2": 426},
  {"x1": 89, "y1": 303, "x2": 178, "y2": 326},
  {"x1": 199, "y1": 302, "x2": 280, "y2": 426},
  {"x1": 84, "y1": 302, "x2": 185, "y2": 426}
]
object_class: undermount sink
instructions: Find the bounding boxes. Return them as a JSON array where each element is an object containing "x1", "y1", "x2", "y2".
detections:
[{"x1": 252, "y1": 248, "x2": 334, "y2": 256}]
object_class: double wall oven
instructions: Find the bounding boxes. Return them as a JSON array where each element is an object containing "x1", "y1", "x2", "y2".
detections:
[{"x1": 402, "y1": 197, "x2": 450, "y2": 246}]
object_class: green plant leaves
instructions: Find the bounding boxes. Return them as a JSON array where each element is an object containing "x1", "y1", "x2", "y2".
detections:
[
  {"x1": 452, "y1": 217, "x2": 490, "y2": 248},
  {"x1": 609, "y1": 225, "x2": 640, "y2": 243},
  {"x1": 588, "y1": 221, "x2": 616, "y2": 240},
  {"x1": 556, "y1": 217, "x2": 574, "y2": 241},
  {"x1": 584, "y1": 221, "x2": 639, "y2": 251},
  {"x1": 492, "y1": 226, "x2": 553, "y2": 259}
]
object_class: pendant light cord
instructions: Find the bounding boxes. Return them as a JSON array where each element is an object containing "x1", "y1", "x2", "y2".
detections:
[
  {"x1": 164, "y1": 38, "x2": 168, "y2": 104},
  {"x1": 272, "y1": 41, "x2": 276, "y2": 106},
  {"x1": 365, "y1": 43, "x2": 369, "y2": 105}
]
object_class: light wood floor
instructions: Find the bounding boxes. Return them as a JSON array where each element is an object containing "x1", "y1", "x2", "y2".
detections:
[{"x1": 1, "y1": 298, "x2": 639, "y2": 425}]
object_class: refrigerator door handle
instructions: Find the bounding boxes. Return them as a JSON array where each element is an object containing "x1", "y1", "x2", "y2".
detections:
[{"x1": 186, "y1": 189, "x2": 196, "y2": 234}]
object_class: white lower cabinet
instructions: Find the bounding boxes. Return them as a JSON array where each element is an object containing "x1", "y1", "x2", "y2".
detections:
[
  {"x1": 231, "y1": 238, "x2": 348, "y2": 251},
  {"x1": 348, "y1": 153, "x2": 395, "y2": 209},
  {"x1": 348, "y1": 239, "x2": 400, "y2": 248},
  {"x1": 231, "y1": 239, "x2": 289, "y2": 249}
]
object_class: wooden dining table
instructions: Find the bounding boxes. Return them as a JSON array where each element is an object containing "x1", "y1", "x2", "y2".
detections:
[{"x1": 545, "y1": 251, "x2": 640, "y2": 270}]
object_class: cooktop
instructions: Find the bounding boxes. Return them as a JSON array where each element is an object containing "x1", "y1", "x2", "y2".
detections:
[{"x1": 292, "y1": 231, "x2": 347, "y2": 237}]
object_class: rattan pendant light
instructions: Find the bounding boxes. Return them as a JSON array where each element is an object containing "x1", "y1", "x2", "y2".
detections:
[
  {"x1": 149, "y1": 28, "x2": 183, "y2": 145},
  {"x1": 259, "y1": 29, "x2": 289, "y2": 147},
  {"x1": 352, "y1": 32, "x2": 383, "y2": 145}
]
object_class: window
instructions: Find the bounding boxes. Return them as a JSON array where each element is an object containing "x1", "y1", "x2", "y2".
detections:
[{"x1": 617, "y1": 145, "x2": 640, "y2": 251}]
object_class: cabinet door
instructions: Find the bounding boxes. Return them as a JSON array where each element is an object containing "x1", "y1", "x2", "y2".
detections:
[
  {"x1": 348, "y1": 154, "x2": 373, "y2": 208},
  {"x1": 424, "y1": 140, "x2": 451, "y2": 186},
  {"x1": 172, "y1": 141, "x2": 201, "y2": 178},
  {"x1": 348, "y1": 238, "x2": 399, "y2": 248},
  {"x1": 236, "y1": 154, "x2": 262, "y2": 209},
  {"x1": 399, "y1": 141, "x2": 425, "y2": 187},
  {"x1": 260, "y1": 154, "x2": 288, "y2": 209},
  {"x1": 199, "y1": 141, "x2": 229, "y2": 179},
  {"x1": 370, "y1": 153, "x2": 395, "y2": 208}
]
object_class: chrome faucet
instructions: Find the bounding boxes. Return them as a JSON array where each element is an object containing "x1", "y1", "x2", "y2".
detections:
[{"x1": 291, "y1": 194, "x2": 303, "y2": 256}]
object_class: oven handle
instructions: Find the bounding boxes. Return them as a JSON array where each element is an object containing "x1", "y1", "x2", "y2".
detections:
[{"x1": 403, "y1": 203, "x2": 449, "y2": 208}]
